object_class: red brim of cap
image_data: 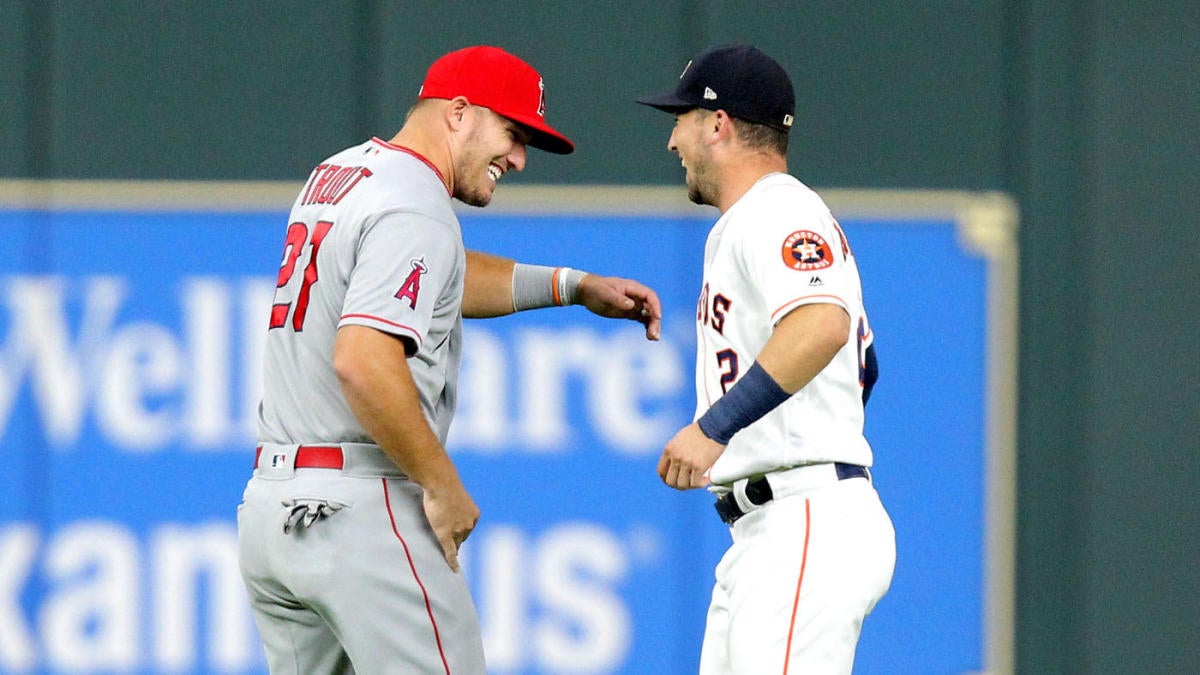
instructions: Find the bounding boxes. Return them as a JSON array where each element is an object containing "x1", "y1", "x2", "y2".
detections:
[{"x1": 503, "y1": 111, "x2": 574, "y2": 155}]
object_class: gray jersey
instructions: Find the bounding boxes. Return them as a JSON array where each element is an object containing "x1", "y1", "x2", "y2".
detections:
[{"x1": 257, "y1": 137, "x2": 466, "y2": 446}]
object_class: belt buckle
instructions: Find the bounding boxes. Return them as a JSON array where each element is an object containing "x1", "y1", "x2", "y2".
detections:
[
  {"x1": 714, "y1": 476, "x2": 774, "y2": 525},
  {"x1": 834, "y1": 462, "x2": 870, "y2": 482},
  {"x1": 744, "y1": 476, "x2": 773, "y2": 505},
  {"x1": 714, "y1": 493, "x2": 743, "y2": 524}
]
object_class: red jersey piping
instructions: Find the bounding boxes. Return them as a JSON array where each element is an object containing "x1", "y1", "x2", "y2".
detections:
[{"x1": 370, "y1": 137, "x2": 451, "y2": 196}]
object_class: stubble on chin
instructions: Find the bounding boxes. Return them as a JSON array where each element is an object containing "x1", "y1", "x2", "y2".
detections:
[
  {"x1": 686, "y1": 173, "x2": 715, "y2": 207},
  {"x1": 452, "y1": 160, "x2": 494, "y2": 208},
  {"x1": 456, "y1": 186, "x2": 491, "y2": 208}
]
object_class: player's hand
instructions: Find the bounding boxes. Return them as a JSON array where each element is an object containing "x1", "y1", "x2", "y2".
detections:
[
  {"x1": 575, "y1": 274, "x2": 663, "y2": 341},
  {"x1": 657, "y1": 422, "x2": 724, "y2": 490},
  {"x1": 421, "y1": 482, "x2": 480, "y2": 572}
]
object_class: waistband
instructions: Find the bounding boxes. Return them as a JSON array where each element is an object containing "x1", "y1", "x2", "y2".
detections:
[
  {"x1": 254, "y1": 443, "x2": 407, "y2": 479},
  {"x1": 714, "y1": 462, "x2": 870, "y2": 525}
]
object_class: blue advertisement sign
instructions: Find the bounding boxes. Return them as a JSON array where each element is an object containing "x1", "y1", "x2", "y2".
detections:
[{"x1": 0, "y1": 188, "x2": 1014, "y2": 674}]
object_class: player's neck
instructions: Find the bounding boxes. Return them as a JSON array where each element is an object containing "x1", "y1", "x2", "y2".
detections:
[
  {"x1": 716, "y1": 153, "x2": 788, "y2": 213},
  {"x1": 386, "y1": 126, "x2": 454, "y2": 194}
]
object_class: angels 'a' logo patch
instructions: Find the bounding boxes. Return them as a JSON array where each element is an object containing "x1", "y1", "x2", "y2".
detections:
[
  {"x1": 395, "y1": 257, "x2": 428, "y2": 309},
  {"x1": 781, "y1": 230, "x2": 834, "y2": 271}
]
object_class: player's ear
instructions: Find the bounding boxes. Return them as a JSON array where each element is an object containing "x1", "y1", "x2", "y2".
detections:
[
  {"x1": 447, "y1": 97, "x2": 471, "y2": 131},
  {"x1": 710, "y1": 110, "x2": 732, "y2": 142}
]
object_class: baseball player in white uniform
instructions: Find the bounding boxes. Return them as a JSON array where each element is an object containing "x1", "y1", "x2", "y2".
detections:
[
  {"x1": 639, "y1": 45, "x2": 896, "y2": 674},
  {"x1": 237, "y1": 46, "x2": 661, "y2": 675}
]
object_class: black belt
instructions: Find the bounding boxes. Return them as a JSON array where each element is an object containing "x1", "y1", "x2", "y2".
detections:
[{"x1": 714, "y1": 463, "x2": 869, "y2": 525}]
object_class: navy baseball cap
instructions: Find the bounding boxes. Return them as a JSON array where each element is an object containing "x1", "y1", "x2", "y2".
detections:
[{"x1": 637, "y1": 45, "x2": 795, "y2": 132}]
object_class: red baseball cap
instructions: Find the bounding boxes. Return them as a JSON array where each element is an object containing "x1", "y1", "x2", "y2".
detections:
[{"x1": 419, "y1": 46, "x2": 575, "y2": 155}]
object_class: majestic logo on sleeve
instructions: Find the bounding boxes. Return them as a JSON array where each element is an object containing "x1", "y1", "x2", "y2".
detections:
[
  {"x1": 781, "y1": 230, "x2": 834, "y2": 271},
  {"x1": 395, "y1": 257, "x2": 428, "y2": 309}
]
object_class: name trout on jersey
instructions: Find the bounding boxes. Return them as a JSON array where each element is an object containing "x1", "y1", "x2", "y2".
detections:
[{"x1": 300, "y1": 163, "x2": 374, "y2": 206}]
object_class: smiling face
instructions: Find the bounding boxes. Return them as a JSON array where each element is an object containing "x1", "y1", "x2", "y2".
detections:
[
  {"x1": 668, "y1": 108, "x2": 718, "y2": 207},
  {"x1": 452, "y1": 106, "x2": 530, "y2": 207}
]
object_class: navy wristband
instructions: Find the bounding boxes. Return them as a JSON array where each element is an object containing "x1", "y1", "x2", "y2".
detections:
[{"x1": 697, "y1": 361, "x2": 791, "y2": 444}]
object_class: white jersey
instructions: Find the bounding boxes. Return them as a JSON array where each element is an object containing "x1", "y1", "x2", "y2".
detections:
[
  {"x1": 257, "y1": 137, "x2": 466, "y2": 446},
  {"x1": 696, "y1": 173, "x2": 874, "y2": 485}
]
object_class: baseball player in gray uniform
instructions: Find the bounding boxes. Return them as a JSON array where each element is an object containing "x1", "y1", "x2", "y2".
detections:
[
  {"x1": 237, "y1": 46, "x2": 662, "y2": 675},
  {"x1": 639, "y1": 45, "x2": 895, "y2": 673}
]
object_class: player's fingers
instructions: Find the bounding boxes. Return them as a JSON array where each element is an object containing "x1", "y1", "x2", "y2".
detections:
[
  {"x1": 582, "y1": 281, "x2": 633, "y2": 317},
  {"x1": 438, "y1": 533, "x2": 461, "y2": 572},
  {"x1": 667, "y1": 461, "x2": 696, "y2": 491},
  {"x1": 617, "y1": 278, "x2": 665, "y2": 314},
  {"x1": 457, "y1": 517, "x2": 477, "y2": 545},
  {"x1": 626, "y1": 286, "x2": 662, "y2": 340},
  {"x1": 613, "y1": 288, "x2": 637, "y2": 311},
  {"x1": 635, "y1": 286, "x2": 663, "y2": 320},
  {"x1": 641, "y1": 305, "x2": 662, "y2": 341},
  {"x1": 661, "y1": 459, "x2": 681, "y2": 488}
]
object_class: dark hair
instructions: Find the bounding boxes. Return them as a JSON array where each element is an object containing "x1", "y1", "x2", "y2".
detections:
[{"x1": 732, "y1": 116, "x2": 789, "y2": 155}]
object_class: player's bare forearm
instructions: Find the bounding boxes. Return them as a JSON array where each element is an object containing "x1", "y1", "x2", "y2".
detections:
[
  {"x1": 333, "y1": 326, "x2": 458, "y2": 485},
  {"x1": 757, "y1": 303, "x2": 850, "y2": 392},
  {"x1": 333, "y1": 325, "x2": 479, "y2": 570},
  {"x1": 463, "y1": 250, "x2": 517, "y2": 317},
  {"x1": 657, "y1": 422, "x2": 723, "y2": 490},
  {"x1": 464, "y1": 249, "x2": 663, "y2": 340},
  {"x1": 576, "y1": 274, "x2": 663, "y2": 341}
]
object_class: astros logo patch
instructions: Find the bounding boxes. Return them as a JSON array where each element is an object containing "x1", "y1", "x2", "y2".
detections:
[{"x1": 781, "y1": 230, "x2": 834, "y2": 271}]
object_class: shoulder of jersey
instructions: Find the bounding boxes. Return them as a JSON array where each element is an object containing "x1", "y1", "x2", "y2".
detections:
[
  {"x1": 757, "y1": 173, "x2": 823, "y2": 205},
  {"x1": 342, "y1": 141, "x2": 449, "y2": 205},
  {"x1": 732, "y1": 175, "x2": 828, "y2": 230},
  {"x1": 292, "y1": 148, "x2": 456, "y2": 233}
]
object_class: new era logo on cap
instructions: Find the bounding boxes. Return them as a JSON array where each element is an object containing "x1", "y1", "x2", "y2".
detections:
[{"x1": 703, "y1": 87, "x2": 718, "y2": 100}]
